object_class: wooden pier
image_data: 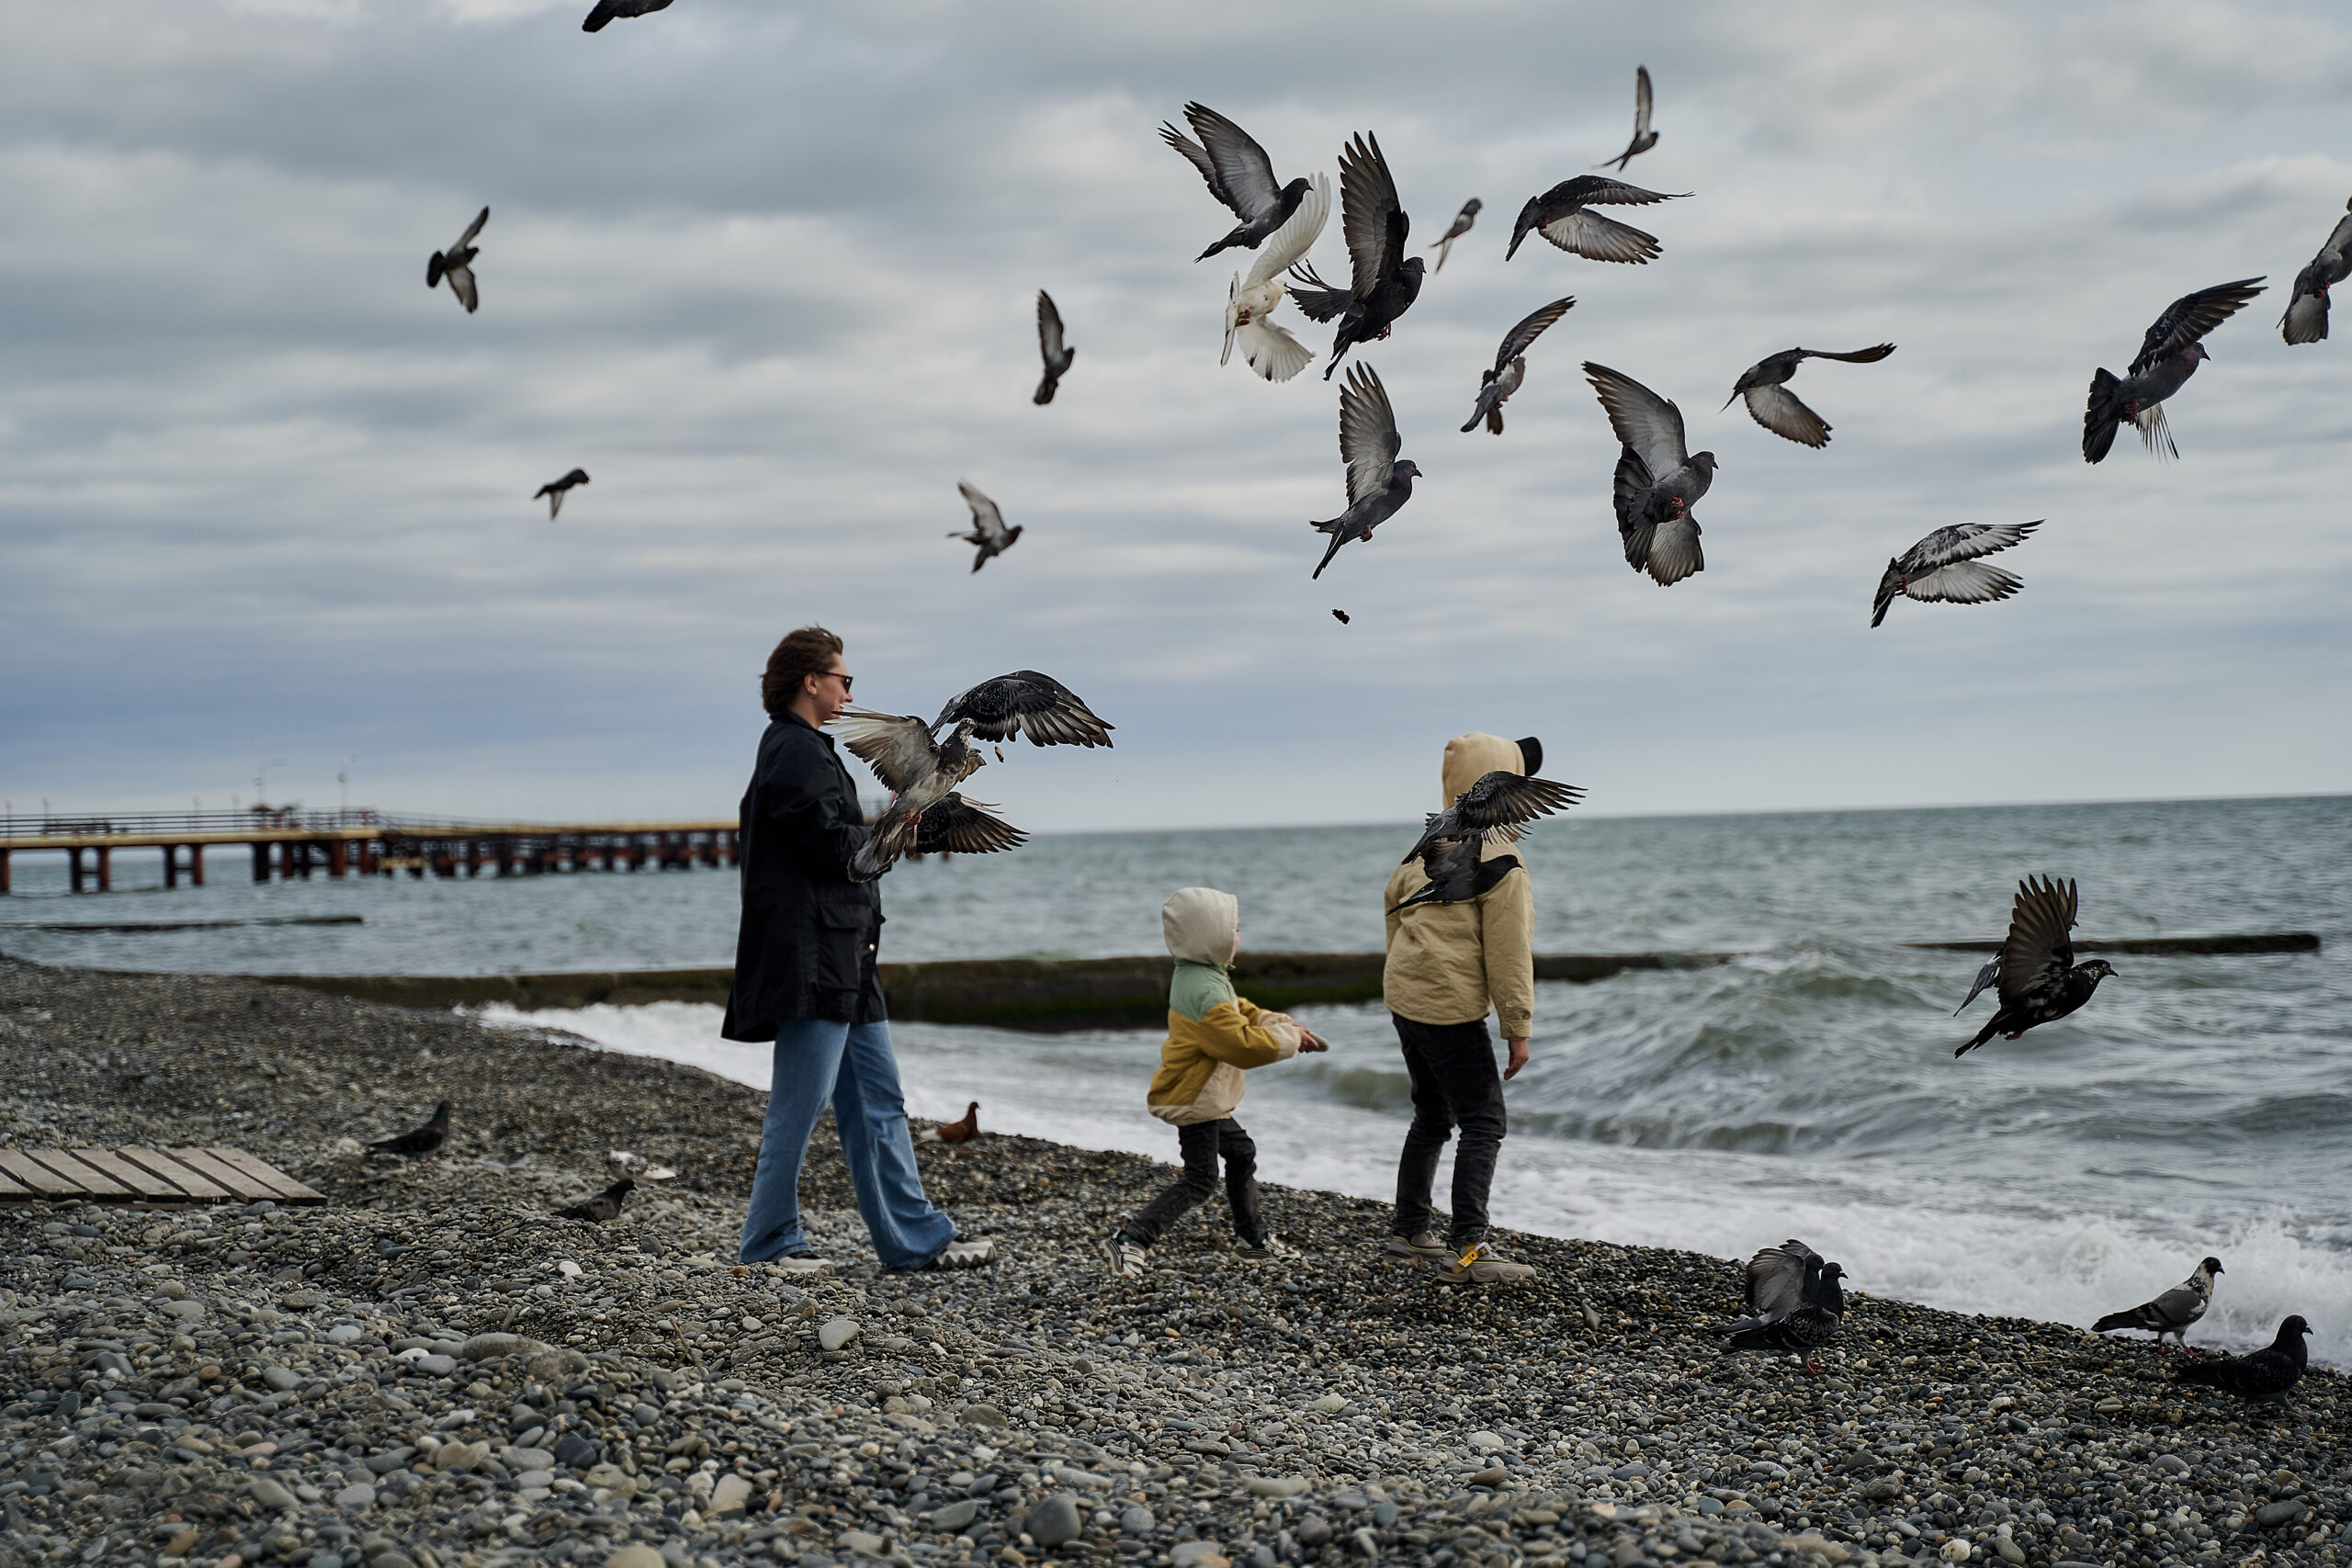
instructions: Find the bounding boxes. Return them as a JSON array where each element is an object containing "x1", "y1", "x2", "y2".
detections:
[{"x1": 0, "y1": 809, "x2": 739, "y2": 894}]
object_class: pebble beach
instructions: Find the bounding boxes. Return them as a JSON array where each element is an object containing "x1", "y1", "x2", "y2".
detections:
[{"x1": 2, "y1": 955, "x2": 2346, "y2": 1568}]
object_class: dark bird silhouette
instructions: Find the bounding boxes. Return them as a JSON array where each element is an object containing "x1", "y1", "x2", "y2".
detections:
[
  {"x1": 1955, "y1": 875, "x2": 2119, "y2": 1055},
  {"x1": 1586, "y1": 362, "x2": 1715, "y2": 586},
  {"x1": 1872, "y1": 520, "x2": 2040, "y2": 628},
  {"x1": 582, "y1": 0, "x2": 673, "y2": 29},
  {"x1": 1429, "y1": 198, "x2": 1481, "y2": 273},
  {"x1": 1596, "y1": 65, "x2": 1658, "y2": 171},
  {"x1": 1286, "y1": 133, "x2": 1423, "y2": 379},
  {"x1": 1723, "y1": 1239, "x2": 1847, "y2": 1375},
  {"x1": 1724, "y1": 344, "x2": 1895, "y2": 447},
  {"x1": 535, "y1": 468, "x2": 590, "y2": 520},
  {"x1": 910, "y1": 794, "x2": 1025, "y2": 857},
  {"x1": 427, "y1": 208, "x2": 488, "y2": 314},
  {"x1": 1463, "y1": 297, "x2": 1575, "y2": 434},
  {"x1": 557, "y1": 1177, "x2": 635, "y2": 1224},
  {"x1": 1394, "y1": 844, "x2": 1523, "y2": 913},
  {"x1": 1033, "y1": 291, "x2": 1075, "y2": 404},
  {"x1": 2281, "y1": 197, "x2": 2352, "y2": 344},
  {"x1": 2083, "y1": 278, "x2": 2265, "y2": 462},
  {"x1": 1330, "y1": 609, "x2": 1350, "y2": 625},
  {"x1": 1310, "y1": 363, "x2": 1419, "y2": 580},
  {"x1": 916, "y1": 1101, "x2": 981, "y2": 1146},
  {"x1": 369, "y1": 1100, "x2": 449, "y2": 1158},
  {"x1": 1398, "y1": 770, "x2": 1584, "y2": 869},
  {"x1": 1159, "y1": 104, "x2": 1313, "y2": 262},
  {"x1": 949, "y1": 481, "x2": 1022, "y2": 573},
  {"x1": 1506, "y1": 175, "x2": 1688, "y2": 265},
  {"x1": 2172, "y1": 1315, "x2": 2310, "y2": 1402},
  {"x1": 2094, "y1": 1257, "x2": 2222, "y2": 1352}
]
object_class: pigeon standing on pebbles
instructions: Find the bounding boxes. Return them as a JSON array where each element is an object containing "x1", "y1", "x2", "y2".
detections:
[
  {"x1": 1871, "y1": 521, "x2": 2041, "y2": 628},
  {"x1": 2280, "y1": 198, "x2": 2352, "y2": 344},
  {"x1": 582, "y1": 0, "x2": 673, "y2": 29},
  {"x1": 1221, "y1": 175, "x2": 1330, "y2": 383},
  {"x1": 1159, "y1": 104, "x2": 1314, "y2": 262},
  {"x1": 1954, "y1": 875, "x2": 2119, "y2": 1056},
  {"x1": 949, "y1": 481, "x2": 1023, "y2": 573},
  {"x1": 1462, "y1": 297, "x2": 1574, "y2": 434},
  {"x1": 1596, "y1": 66, "x2": 1658, "y2": 172},
  {"x1": 2083, "y1": 278, "x2": 2266, "y2": 462},
  {"x1": 2094, "y1": 1257, "x2": 2223, "y2": 1353},
  {"x1": 557, "y1": 1177, "x2": 634, "y2": 1223},
  {"x1": 1724, "y1": 344, "x2": 1895, "y2": 447},
  {"x1": 1507, "y1": 176, "x2": 1689, "y2": 265},
  {"x1": 1034, "y1": 292, "x2": 1075, "y2": 404},
  {"x1": 1429, "y1": 198, "x2": 1481, "y2": 274},
  {"x1": 1723, "y1": 1239, "x2": 1847, "y2": 1375},
  {"x1": 1286, "y1": 133, "x2": 1423, "y2": 379},
  {"x1": 1309, "y1": 364, "x2": 1419, "y2": 580},
  {"x1": 1586, "y1": 362, "x2": 1715, "y2": 586},
  {"x1": 427, "y1": 209, "x2": 488, "y2": 314},
  {"x1": 535, "y1": 468, "x2": 590, "y2": 519},
  {"x1": 2173, "y1": 1316, "x2": 2311, "y2": 1403},
  {"x1": 369, "y1": 1100, "x2": 449, "y2": 1158}
]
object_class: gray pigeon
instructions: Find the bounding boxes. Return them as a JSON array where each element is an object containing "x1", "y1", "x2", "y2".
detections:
[
  {"x1": 1585, "y1": 362, "x2": 1714, "y2": 586},
  {"x1": 1397, "y1": 770, "x2": 1583, "y2": 869},
  {"x1": 427, "y1": 208, "x2": 488, "y2": 314},
  {"x1": 1310, "y1": 363, "x2": 1419, "y2": 580},
  {"x1": 1595, "y1": 66, "x2": 1657, "y2": 172},
  {"x1": 949, "y1": 481, "x2": 1022, "y2": 573},
  {"x1": 1429, "y1": 198, "x2": 1481, "y2": 274},
  {"x1": 582, "y1": 0, "x2": 673, "y2": 31},
  {"x1": 1872, "y1": 521, "x2": 2040, "y2": 628},
  {"x1": 2083, "y1": 278, "x2": 2265, "y2": 462},
  {"x1": 535, "y1": 468, "x2": 590, "y2": 519},
  {"x1": 2280, "y1": 197, "x2": 2352, "y2": 344},
  {"x1": 2093, "y1": 1257, "x2": 2222, "y2": 1352},
  {"x1": 1723, "y1": 1238, "x2": 1847, "y2": 1375},
  {"x1": 1724, "y1": 344, "x2": 1895, "y2": 447},
  {"x1": 557, "y1": 1177, "x2": 634, "y2": 1224},
  {"x1": 1506, "y1": 175, "x2": 1689, "y2": 265},
  {"x1": 1034, "y1": 291, "x2": 1075, "y2": 404},
  {"x1": 1160, "y1": 103, "x2": 1314, "y2": 262},
  {"x1": 1462, "y1": 297, "x2": 1575, "y2": 434}
]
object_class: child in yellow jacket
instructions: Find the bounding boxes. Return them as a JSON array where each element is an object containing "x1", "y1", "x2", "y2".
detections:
[{"x1": 1105, "y1": 886, "x2": 1326, "y2": 1276}]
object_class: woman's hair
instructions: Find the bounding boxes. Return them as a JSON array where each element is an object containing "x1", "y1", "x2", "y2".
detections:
[{"x1": 761, "y1": 626, "x2": 843, "y2": 717}]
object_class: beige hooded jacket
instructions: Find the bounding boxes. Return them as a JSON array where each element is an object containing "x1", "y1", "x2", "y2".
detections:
[
  {"x1": 1147, "y1": 887, "x2": 1302, "y2": 1126},
  {"x1": 1380, "y1": 732, "x2": 1537, "y2": 1037}
]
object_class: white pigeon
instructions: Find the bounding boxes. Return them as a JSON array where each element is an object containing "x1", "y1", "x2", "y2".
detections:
[{"x1": 1222, "y1": 173, "x2": 1331, "y2": 383}]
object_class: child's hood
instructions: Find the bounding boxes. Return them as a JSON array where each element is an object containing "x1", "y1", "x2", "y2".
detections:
[
  {"x1": 1162, "y1": 886, "x2": 1238, "y2": 968},
  {"x1": 1442, "y1": 731, "x2": 1527, "y2": 807}
]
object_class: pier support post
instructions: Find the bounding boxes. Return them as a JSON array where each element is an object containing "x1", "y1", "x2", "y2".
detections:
[
  {"x1": 95, "y1": 846, "x2": 111, "y2": 892},
  {"x1": 253, "y1": 842, "x2": 270, "y2": 883},
  {"x1": 70, "y1": 848, "x2": 85, "y2": 893},
  {"x1": 163, "y1": 845, "x2": 178, "y2": 890},
  {"x1": 467, "y1": 840, "x2": 482, "y2": 877},
  {"x1": 0, "y1": 848, "x2": 9, "y2": 895},
  {"x1": 189, "y1": 843, "x2": 205, "y2": 886},
  {"x1": 329, "y1": 840, "x2": 348, "y2": 878}
]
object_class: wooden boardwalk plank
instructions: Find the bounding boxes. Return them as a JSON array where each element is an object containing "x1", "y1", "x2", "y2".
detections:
[
  {"x1": 117, "y1": 1148, "x2": 232, "y2": 1201},
  {"x1": 202, "y1": 1147, "x2": 325, "y2": 1205},
  {"x1": 0, "y1": 1151, "x2": 80, "y2": 1197},
  {"x1": 162, "y1": 1146, "x2": 277, "y2": 1201},
  {"x1": 25, "y1": 1150, "x2": 132, "y2": 1199},
  {"x1": 74, "y1": 1147, "x2": 196, "y2": 1201},
  {"x1": 0, "y1": 1166, "x2": 32, "y2": 1201}
]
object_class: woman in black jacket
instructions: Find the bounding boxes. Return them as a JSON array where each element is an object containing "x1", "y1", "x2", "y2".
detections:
[{"x1": 723, "y1": 626, "x2": 993, "y2": 1271}]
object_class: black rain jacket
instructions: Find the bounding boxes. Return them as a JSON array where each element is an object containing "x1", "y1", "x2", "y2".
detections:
[{"x1": 720, "y1": 712, "x2": 885, "y2": 1039}]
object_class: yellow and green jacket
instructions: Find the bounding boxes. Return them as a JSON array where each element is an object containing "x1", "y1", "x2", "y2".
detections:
[{"x1": 1148, "y1": 886, "x2": 1303, "y2": 1125}]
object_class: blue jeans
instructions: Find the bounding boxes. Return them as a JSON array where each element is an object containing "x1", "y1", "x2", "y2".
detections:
[{"x1": 739, "y1": 1018, "x2": 958, "y2": 1270}]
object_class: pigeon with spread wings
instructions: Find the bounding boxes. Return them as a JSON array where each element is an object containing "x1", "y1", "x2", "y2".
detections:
[
  {"x1": 1429, "y1": 198, "x2": 1481, "y2": 274},
  {"x1": 1286, "y1": 132, "x2": 1423, "y2": 379},
  {"x1": 1724, "y1": 344, "x2": 1895, "y2": 447},
  {"x1": 2280, "y1": 197, "x2": 2352, "y2": 344},
  {"x1": 1160, "y1": 103, "x2": 1314, "y2": 262},
  {"x1": 1463, "y1": 297, "x2": 1574, "y2": 434},
  {"x1": 2083, "y1": 278, "x2": 2265, "y2": 462},
  {"x1": 1222, "y1": 174, "x2": 1330, "y2": 383},
  {"x1": 1392, "y1": 771, "x2": 1582, "y2": 915},
  {"x1": 1586, "y1": 362, "x2": 1714, "y2": 586},
  {"x1": 1309, "y1": 364, "x2": 1419, "y2": 580},
  {"x1": 949, "y1": 481, "x2": 1023, "y2": 573},
  {"x1": 536, "y1": 468, "x2": 590, "y2": 519},
  {"x1": 1596, "y1": 65, "x2": 1658, "y2": 172},
  {"x1": 1507, "y1": 175, "x2": 1688, "y2": 265},
  {"x1": 428, "y1": 208, "x2": 488, "y2": 314},
  {"x1": 1955, "y1": 875, "x2": 2118, "y2": 1056},
  {"x1": 1872, "y1": 520, "x2": 2040, "y2": 628},
  {"x1": 1723, "y1": 1238, "x2": 1847, "y2": 1375},
  {"x1": 1034, "y1": 292, "x2": 1075, "y2": 404}
]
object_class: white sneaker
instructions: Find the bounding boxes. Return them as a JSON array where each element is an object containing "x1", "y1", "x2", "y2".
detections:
[
  {"x1": 1236, "y1": 1235, "x2": 1296, "y2": 1262},
  {"x1": 1105, "y1": 1235, "x2": 1148, "y2": 1278},
  {"x1": 766, "y1": 1254, "x2": 832, "y2": 1275},
  {"x1": 928, "y1": 1236, "x2": 997, "y2": 1270}
]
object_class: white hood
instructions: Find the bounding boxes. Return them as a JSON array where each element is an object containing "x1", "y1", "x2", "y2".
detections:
[{"x1": 1161, "y1": 886, "x2": 1238, "y2": 968}]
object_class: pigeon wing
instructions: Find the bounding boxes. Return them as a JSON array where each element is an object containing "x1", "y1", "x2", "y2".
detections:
[
  {"x1": 912, "y1": 795, "x2": 1028, "y2": 856},
  {"x1": 1585, "y1": 362, "x2": 1689, "y2": 472},
  {"x1": 1903, "y1": 521, "x2": 2040, "y2": 571},
  {"x1": 1036, "y1": 292, "x2": 1066, "y2": 367},
  {"x1": 1338, "y1": 132, "x2": 1405, "y2": 299},
  {"x1": 1555, "y1": 175, "x2": 1683, "y2": 209},
  {"x1": 451, "y1": 206, "x2": 489, "y2": 253},
  {"x1": 1237, "y1": 320, "x2": 1314, "y2": 383},
  {"x1": 1797, "y1": 343, "x2": 1896, "y2": 365},
  {"x1": 832, "y1": 710, "x2": 941, "y2": 795},
  {"x1": 2129, "y1": 278, "x2": 2266, "y2": 375},
  {"x1": 1447, "y1": 771, "x2": 1585, "y2": 833},
  {"x1": 1493, "y1": 296, "x2": 1576, "y2": 373},
  {"x1": 1244, "y1": 174, "x2": 1330, "y2": 288},
  {"x1": 956, "y1": 480, "x2": 1009, "y2": 546},
  {"x1": 1183, "y1": 103, "x2": 1283, "y2": 220},
  {"x1": 934, "y1": 671, "x2": 1114, "y2": 748},
  {"x1": 1743, "y1": 1239, "x2": 1820, "y2": 1320},
  {"x1": 1904, "y1": 560, "x2": 2023, "y2": 606},
  {"x1": 444, "y1": 261, "x2": 479, "y2": 314},
  {"x1": 1996, "y1": 874, "x2": 2078, "y2": 1007},
  {"x1": 1633, "y1": 65, "x2": 1653, "y2": 139},
  {"x1": 1645, "y1": 517, "x2": 1704, "y2": 585},
  {"x1": 1283, "y1": 260, "x2": 1353, "y2": 323},
  {"x1": 1338, "y1": 363, "x2": 1401, "y2": 506},
  {"x1": 1953, "y1": 956, "x2": 2001, "y2": 1015},
  {"x1": 1538, "y1": 209, "x2": 1662, "y2": 265},
  {"x1": 1742, "y1": 382, "x2": 1830, "y2": 447},
  {"x1": 1159, "y1": 121, "x2": 1221, "y2": 197}
]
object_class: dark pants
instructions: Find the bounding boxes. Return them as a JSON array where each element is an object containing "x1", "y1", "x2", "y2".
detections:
[
  {"x1": 1391, "y1": 1013, "x2": 1507, "y2": 1250},
  {"x1": 1121, "y1": 1119, "x2": 1263, "y2": 1247}
]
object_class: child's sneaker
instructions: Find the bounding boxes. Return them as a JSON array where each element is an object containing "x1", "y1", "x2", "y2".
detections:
[
  {"x1": 1236, "y1": 1234, "x2": 1296, "y2": 1262},
  {"x1": 1384, "y1": 1230, "x2": 1448, "y2": 1261},
  {"x1": 1435, "y1": 1242, "x2": 1535, "y2": 1284},
  {"x1": 1105, "y1": 1234, "x2": 1149, "y2": 1278}
]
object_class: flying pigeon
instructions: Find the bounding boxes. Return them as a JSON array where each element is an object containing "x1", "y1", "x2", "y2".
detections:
[
  {"x1": 557, "y1": 1177, "x2": 635, "y2": 1224},
  {"x1": 1429, "y1": 198, "x2": 1481, "y2": 273},
  {"x1": 1871, "y1": 520, "x2": 2041, "y2": 628},
  {"x1": 427, "y1": 208, "x2": 488, "y2": 314},
  {"x1": 949, "y1": 481, "x2": 1023, "y2": 573},
  {"x1": 1309, "y1": 363, "x2": 1420, "y2": 580},
  {"x1": 916, "y1": 1101, "x2": 981, "y2": 1146},
  {"x1": 2083, "y1": 277, "x2": 2265, "y2": 462},
  {"x1": 1034, "y1": 291, "x2": 1075, "y2": 404},
  {"x1": 2280, "y1": 197, "x2": 2352, "y2": 344},
  {"x1": 1330, "y1": 609, "x2": 1350, "y2": 625},
  {"x1": 1954, "y1": 875, "x2": 2119, "y2": 1056},
  {"x1": 1722, "y1": 1238, "x2": 1847, "y2": 1375},
  {"x1": 1398, "y1": 770, "x2": 1584, "y2": 869},
  {"x1": 369, "y1": 1100, "x2": 449, "y2": 1158},
  {"x1": 1506, "y1": 175, "x2": 1688, "y2": 265},
  {"x1": 1159, "y1": 103, "x2": 1314, "y2": 262},
  {"x1": 835, "y1": 673, "x2": 1112, "y2": 875},
  {"x1": 582, "y1": 0, "x2": 673, "y2": 29},
  {"x1": 2093, "y1": 1257, "x2": 2223, "y2": 1352},
  {"x1": 1596, "y1": 65, "x2": 1658, "y2": 171},
  {"x1": 1222, "y1": 174, "x2": 1331, "y2": 383},
  {"x1": 2171, "y1": 1315, "x2": 2311, "y2": 1402},
  {"x1": 1724, "y1": 344, "x2": 1895, "y2": 447},
  {"x1": 1585, "y1": 362, "x2": 1715, "y2": 586},
  {"x1": 1394, "y1": 843, "x2": 1523, "y2": 913},
  {"x1": 1463, "y1": 297, "x2": 1575, "y2": 434},
  {"x1": 1286, "y1": 133, "x2": 1424, "y2": 379},
  {"x1": 536, "y1": 468, "x2": 590, "y2": 519}
]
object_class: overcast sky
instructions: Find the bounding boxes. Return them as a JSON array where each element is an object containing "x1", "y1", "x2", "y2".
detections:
[{"x1": 3, "y1": 0, "x2": 2348, "y2": 832}]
